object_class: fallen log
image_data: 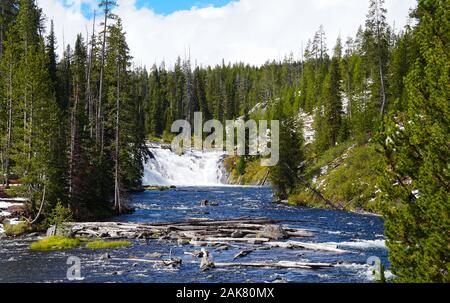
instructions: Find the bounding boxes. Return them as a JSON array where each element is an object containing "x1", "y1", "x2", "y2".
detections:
[
  {"x1": 111, "y1": 258, "x2": 182, "y2": 267},
  {"x1": 213, "y1": 261, "x2": 333, "y2": 270},
  {"x1": 234, "y1": 249, "x2": 255, "y2": 259},
  {"x1": 63, "y1": 219, "x2": 350, "y2": 255},
  {"x1": 205, "y1": 237, "x2": 271, "y2": 243},
  {"x1": 265, "y1": 241, "x2": 347, "y2": 253}
]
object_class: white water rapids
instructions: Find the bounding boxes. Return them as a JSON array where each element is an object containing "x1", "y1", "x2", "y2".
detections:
[{"x1": 143, "y1": 145, "x2": 227, "y2": 187}]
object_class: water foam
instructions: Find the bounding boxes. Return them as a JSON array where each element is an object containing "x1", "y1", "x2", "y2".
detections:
[{"x1": 143, "y1": 145, "x2": 227, "y2": 187}]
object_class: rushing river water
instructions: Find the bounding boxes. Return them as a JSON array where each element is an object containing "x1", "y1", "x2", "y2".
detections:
[{"x1": 0, "y1": 186, "x2": 388, "y2": 283}]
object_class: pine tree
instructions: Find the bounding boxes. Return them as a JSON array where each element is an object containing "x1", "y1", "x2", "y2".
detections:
[
  {"x1": 105, "y1": 18, "x2": 147, "y2": 213},
  {"x1": 269, "y1": 90, "x2": 305, "y2": 201},
  {"x1": 388, "y1": 25, "x2": 417, "y2": 112},
  {"x1": 364, "y1": 0, "x2": 390, "y2": 118},
  {"x1": 0, "y1": 0, "x2": 18, "y2": 58},
  {"x1": 315, "y1": 38, "x2": 343, "y2": 152},
  {"x1": 97, "y1": 0, "x2": 117, "y2": 153},
  {"x1": 378, "y1": 0, "x2": 449, "y2": 282},
  {"x1": 68, "y1": 34, "x2": 90, "y2": 216}
]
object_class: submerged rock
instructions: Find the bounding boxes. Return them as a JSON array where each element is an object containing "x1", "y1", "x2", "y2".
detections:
[
  {"x1": 100, "y1": 253, "x2": 111, "y2": 260},
  {"x1": 200, "y1": 256, "x2": 215, "y2": 271},
  {"x1": 216, "y1": 245, "x2": 229, "y2": 251},
  {"x1": 200, "y1": 200, "x2": 219, "y2": 207},
  {"x1": 145, "y1": 252, "x2": 163, "y2": 259},
  {"x1": 177, "y1": 238, "x2": 189, "y2": 246},
  {"x1": 187, "y1": 248, "x2": 210, "y2": 259}
]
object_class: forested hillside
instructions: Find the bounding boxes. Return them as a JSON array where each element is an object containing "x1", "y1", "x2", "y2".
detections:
[{"x1": 0, "y1": 0, "x2": 149, "y2": 219}]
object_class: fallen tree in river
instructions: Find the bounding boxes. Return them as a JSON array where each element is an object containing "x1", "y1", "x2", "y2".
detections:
[{"x1": 59, "y1": 217, "x2": 347, "y2": 254}]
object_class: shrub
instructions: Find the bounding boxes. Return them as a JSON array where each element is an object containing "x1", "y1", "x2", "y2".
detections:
[
  {"x1": 236, "y1": 157, "x2": 246, "y2": 176},
  {"x1": 44, "y1": 201, "x2": 73, "y2": 227}
]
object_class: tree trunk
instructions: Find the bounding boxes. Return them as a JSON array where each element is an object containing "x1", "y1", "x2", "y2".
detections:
[
  {"x1": 5, "y1": 62, "x2": 13, "y2": 188},
  {"x1": 86, "y1": 13, "x2": 96, "y2": 139},
  {"x1": 69, "y1": 84, "x2": 79, "y2": 202},
  {"x1": 379, "y1": 62, "x2": 387, "y2": 118},
  {"x1": 97, "y1": 8, "x2": 108, "y2": 154},
  {"x1": 114, "y1": 60, "x2": 121, "y2": 214},
  {"x1": 375, "y1": 5, "x2": 387, "y2": 118}
]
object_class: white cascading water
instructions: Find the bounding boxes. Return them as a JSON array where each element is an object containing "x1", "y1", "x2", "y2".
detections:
[{"x1": 143, "y1": 145, "x2": 227, "y2": 186}]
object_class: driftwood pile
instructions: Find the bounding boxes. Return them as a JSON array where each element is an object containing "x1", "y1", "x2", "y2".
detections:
[{"x1": 63, "y1": 217, "x2": 346, "y2": 270}]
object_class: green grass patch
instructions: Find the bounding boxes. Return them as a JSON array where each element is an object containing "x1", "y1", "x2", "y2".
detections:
[
  {"x1": 224, "y1": 156, "x2": 269, "y2": 185},
  {"x1": 307, "y1": 141, "x2": 355, "y2": 176},
  {"x1": 144, "y1": 185, "x2": 175, "y2": 191},
  {"x1": 291, "y1": 143, "x2": 382, "y2": 213},
  {"x1": 85, "y1": 240, "x2": 132, "y2": 249},
  {"x1": 30, "y1": 236, "x2": 81, "y2": 251},
  {"x1": 4, "y1": 222, "x2": 30, "y2": 236}
]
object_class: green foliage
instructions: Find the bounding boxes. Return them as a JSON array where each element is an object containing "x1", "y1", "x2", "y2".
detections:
[
  {"x1": 224, "y1": 156, "x2": 269, "y2": 186},
  {"x1": 319, "y1": 144, "x2": 381, "y2": 211},
  {"x1": 4, "y1": 222, "x2": 30, "y2": 236},
  {"x1": 269, "y1": 90, "x2": 305, "y2": 201},
  {"x1": 44, "y1": 201, "x2": 73, "y2": 227},
  {"x1": 85, "y1": 240, "x2": 131, "y2": 249},
  {"x1": 30, "y1": 236, "x2": 81, "y2": 251},
  {"x1": 315, "y1": 40, "x2": 344, "y2": 153},
  {"x1": 236, "y1": 156, "x2": 246, "y2": 176},
  {"x1": 377, "y1": 0, "x2": 450, "y2": 282},
  {"x1": 291, "y1": 143, "x2": 381, "y2": 212},
  {"x1": 3, "y1": 185, "x2": 27, "y2": 198}
]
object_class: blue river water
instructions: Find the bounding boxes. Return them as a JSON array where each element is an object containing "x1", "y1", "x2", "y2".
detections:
[{"x1": 0, "y1": 187, "x2": 388, "y2": 283}]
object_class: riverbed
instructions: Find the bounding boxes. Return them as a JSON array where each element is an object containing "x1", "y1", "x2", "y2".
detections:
[{"x1": 0, "y1": 187, "x2": 388, "y2": 283}]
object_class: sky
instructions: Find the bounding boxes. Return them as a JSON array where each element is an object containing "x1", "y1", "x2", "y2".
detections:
[{"x1": 39, "y1": 0, "x2": 417, "y2": 68}]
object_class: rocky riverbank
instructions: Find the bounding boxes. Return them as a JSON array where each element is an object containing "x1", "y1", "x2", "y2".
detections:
[{"x1": 0, "y1": 192, "x2": 28, "y2": 236}]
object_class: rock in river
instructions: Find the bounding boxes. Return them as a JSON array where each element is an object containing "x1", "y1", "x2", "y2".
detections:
[{"x1": 258, "y1": 225, "x2": 288, "y2": 240}]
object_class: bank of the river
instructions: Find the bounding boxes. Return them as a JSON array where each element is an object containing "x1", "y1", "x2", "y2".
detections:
[{"x1": 224, "y1": 143, "x2": 382, "y2": 214}]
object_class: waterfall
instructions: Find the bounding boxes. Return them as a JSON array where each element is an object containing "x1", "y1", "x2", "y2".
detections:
[{"x1": 143, "y1": 145, "x2": 227, "y2": 186}]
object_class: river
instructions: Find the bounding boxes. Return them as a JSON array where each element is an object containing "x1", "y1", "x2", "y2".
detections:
[{"x1": 0, "y1": 147, "x2": 388, "y2": 283}]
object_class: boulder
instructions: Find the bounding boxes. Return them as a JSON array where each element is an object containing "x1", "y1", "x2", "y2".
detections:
[
  {"x1": 46, "y1": 225, "x2": 57, "y2": 237},
  {"x1": 258, "y1": 225, "x2": 288, "y2": 240},
  {"x1": 231, "y1": 230, "x2": 245, "y2": 238},
  {"x1": 100, "y1": 253, "x2": 111, "y2": 260}
]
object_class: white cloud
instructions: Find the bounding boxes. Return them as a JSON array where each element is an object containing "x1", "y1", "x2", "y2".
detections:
[{"x1": 38, "y1": 0, "x2": 417, "y2": 68}]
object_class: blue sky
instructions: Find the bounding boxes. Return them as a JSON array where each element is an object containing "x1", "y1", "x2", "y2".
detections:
[
  {"x1": 135, "y1": 0, "x2": 232, "y2": 15},
  {"x1": 61, "y1": 0, "x2": 233, "y2": 18}
]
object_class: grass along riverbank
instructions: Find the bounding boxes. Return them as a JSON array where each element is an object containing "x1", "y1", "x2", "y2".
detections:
[
  {"x1": 29, "y1": 236, "x2": 131, "y2": 251},
  {"x1": 223, "y1": 142, "x2": 382, "y2": 214}
]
